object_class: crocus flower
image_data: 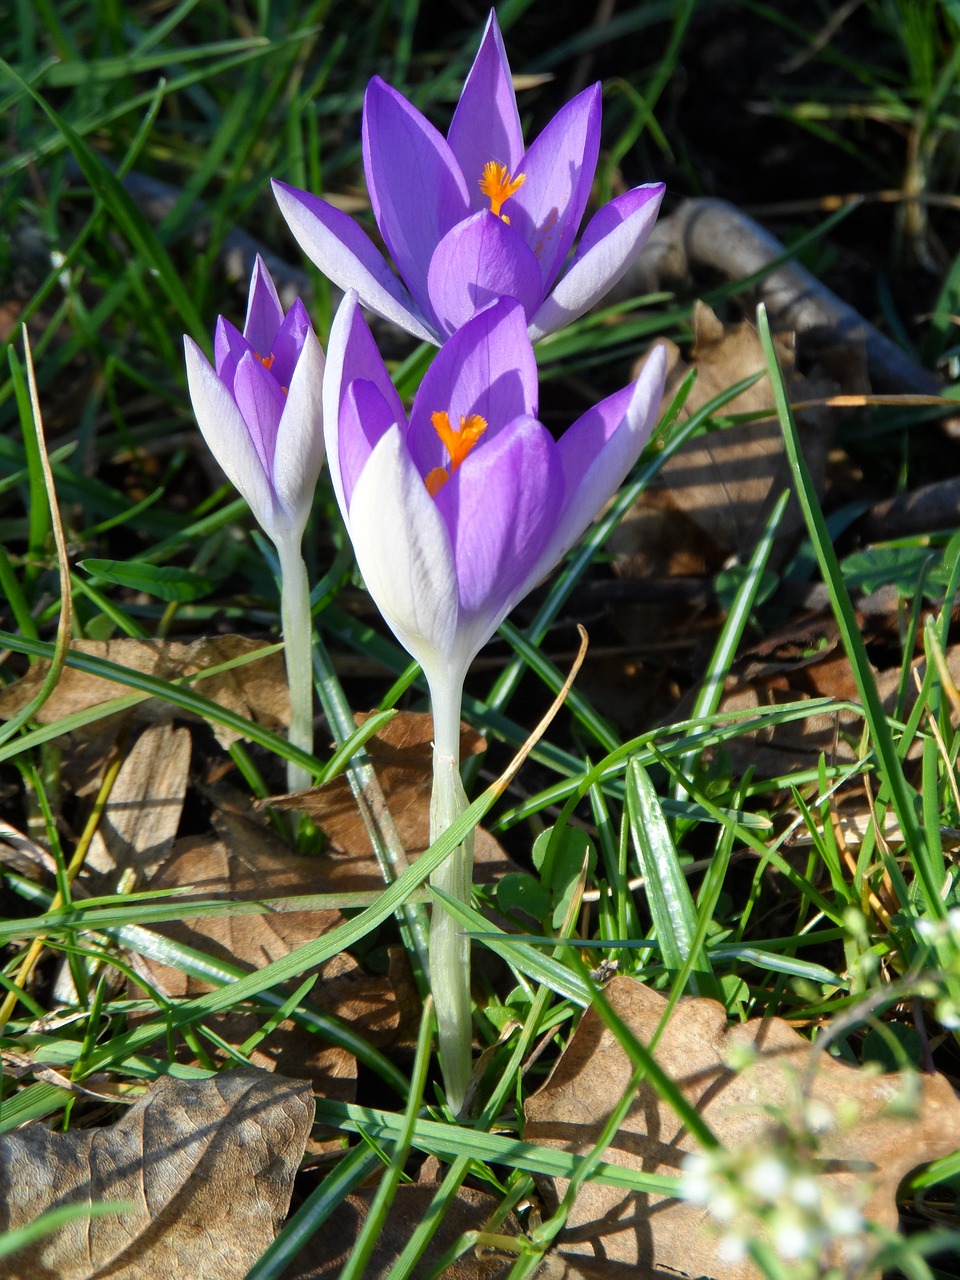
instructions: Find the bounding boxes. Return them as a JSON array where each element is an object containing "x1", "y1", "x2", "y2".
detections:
[
  {"x1": 273, "y1": 11, "x2": 664, "y2": 346},
  {"x1": 325, "y1": 288, "x2": 666, "y2": 1106},
  {"x1": 184, "y1": 257, "x2": 325, "y2": 792}
]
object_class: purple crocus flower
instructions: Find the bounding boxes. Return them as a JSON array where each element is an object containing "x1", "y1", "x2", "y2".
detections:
[
  {"x1": 184, "y1": 257, "x2": 326, "y2": 793},
  {"x1": 325, "y1": 288, "x2": 665, "y2": 1107},
  {"x1": 325, "y1": 288, "x2": 667, "y2": 702},
  {"x1": 184, "y1": 255, "x2": 325, "y2": 548},
  {"x1": 273, "y1": 11, "x2": 664, "y2": 345}
]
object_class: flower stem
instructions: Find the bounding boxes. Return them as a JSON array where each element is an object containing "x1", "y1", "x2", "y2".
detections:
[
  {"x1": 277, "y1": 538, "x2": 314, "y2": 794},
  {"x1": 428, "y1": 670, "x2": 473, "y2": 1112}
]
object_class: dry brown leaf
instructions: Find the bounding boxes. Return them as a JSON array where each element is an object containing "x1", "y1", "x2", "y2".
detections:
[
  {"x1": 611, "y1": 301, "x2": 865, "y2": 583},
  {"x1": 132, "y1": 832, "x2": 397, "y2": 1098},
  {"x1": 0, "y1": 1070, "x2": 311, "y2": 1280},
  {"x1": 281, "y1": 1184, "x2": 520, "y2": 1280},
  {"x1": 83, "y1": 722, "x2": 191, "y2": 878},
  {"x1": 272, "y1": 711, "x2": 519, "y2": 886},
  {"x1": 0, "y1": 636, "x2": 289, "y2": 748},
  {"x1": 524, "y1": 977, "x2": 960, "y2": 1280}
]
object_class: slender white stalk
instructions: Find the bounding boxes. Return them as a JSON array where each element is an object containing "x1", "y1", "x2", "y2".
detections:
[
  {"x1": 277, "y1": 536, "x2": 314, "y2": 794},
  {"x1": 427, "y1": 668, "x2": 473, "y2": 1112}
]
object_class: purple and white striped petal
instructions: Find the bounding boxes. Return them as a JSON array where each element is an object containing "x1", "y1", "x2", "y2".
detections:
[
  {"x1": 322, "y1": 290, "x2": 407, "y2": 512},
  {"x1": 346, "y1": 424, "x2": 460, "y2": 677},
  {"x1": 447, "y1": 10, "x2": 524, "y2": 208},
  {"x1": 521, "y1": 342, "x2": 668, "y2": 594},
  {"x1": 362, "y1": 77, "x2": 470, "y2": 321},
  {"x1": 511, "y1": 85, "x2": 601, "y2": 290},
  {"x1": 272, "y1": 181, "x2": 437, "y2": 344},
  {"x1": 272, "y1": 325, "x2": 326, "y2": 532},
  {"x1": 528, "y1": 183, "x2": 665, "y2": 341},
  {"x1": 184, "y1": 338, "x2": 280, "y2": 538}
]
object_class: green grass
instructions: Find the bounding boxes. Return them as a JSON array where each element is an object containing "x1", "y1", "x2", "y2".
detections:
[{"x1": 2, "y1": 2, "x2": 960, "y2": 1277}]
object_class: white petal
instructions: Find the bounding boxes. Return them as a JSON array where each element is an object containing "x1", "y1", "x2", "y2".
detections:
[
  {"x1": 184, "y1": 337, "x2": 280, "y2": 538},
  {"x1": 346, "y1": 426, "x2": 460, "y2": 676},
  {"x1": 273, "y1": 327, "x2": 326, "y2": 536}
]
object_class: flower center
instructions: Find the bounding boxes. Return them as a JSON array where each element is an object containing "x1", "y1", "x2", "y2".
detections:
[
  {"x1": 479, "y1": 161, "x2": 525, "y2": 224},
  {"x1": 255, "y1": 350, "x2": 287, "y2": 395},
  {"x1": 425, "y1": 410, "x2": 488, "y2": 496}
]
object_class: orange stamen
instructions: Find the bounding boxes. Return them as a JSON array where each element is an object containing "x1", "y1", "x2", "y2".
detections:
[
  {"x1": 425, "y1": 411, "x2": 488, "y2": 496},
  {"x1": 479, "y1": 161, "x2": 526, "y2": 223},
  {"x1": 255, "y1": 351, "x2": 275, "y2": 371}
]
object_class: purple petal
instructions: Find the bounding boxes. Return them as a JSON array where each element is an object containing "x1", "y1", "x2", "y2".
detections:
[
  {"x1": 433, "y1": 414, "x2": 561, "y2": 643},
  {"x1": 511, "y1": 85, "x2": 601, "y2": 290},
  {"x1": 521, "y1": 342, "x2": 668, "y2": 594},
  {"x1": 346, "y1": 425, "x2": 461, "y2": 681},
  {"x1": 340, "y1": 377, "x2": 400, "y2": 510},
  {"x1": 406, "y1": 297, "x2": 537, "y2": 477},
  {"x1": 426, "y1": 211, "x2": 544, "y2": 338},
  {"x1": 362, "y1": 78, "x2": 470, "y2": 320},
  {"x1": 233, "y1": 349, "x2": 287, "y2": 479},
  {"x1": 528, "y1": 183, "x2": 665, "y2": 341},
  {"x1": 447, "y1": 11, "x2": 524, "y2": 209},
  {"x1": 213, "y1": 316, "x2": 249, "y2": 389},
  {"x1": 272, "y1": 180, "x2": 437, "y2": 344},
  {"x1": 268, "y1": 298, "x2": 310, "y2": 390},
  {"x1": 243, "y1": 255, "x2": 285, "y2": 357},
  {"x1": 323, "y1": 291, "x2": 407, "y2": 515}
]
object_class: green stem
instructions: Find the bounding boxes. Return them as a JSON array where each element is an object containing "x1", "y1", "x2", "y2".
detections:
[
  {"x1": 277, "y1": 537, "x2": 314, "y2": 794},
  {"x1": 428, "y1": 670, "x2": 473, "y2": 1112}
]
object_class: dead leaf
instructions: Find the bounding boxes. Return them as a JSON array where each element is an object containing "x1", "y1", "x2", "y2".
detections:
[
  {"x1": 610, "y1": 301, "x2": 865, "y2": 579},
  {"x1": 281, "y1": 1184, "x2": 520, "y2": 1280},
  {"x1": 131, "y1": 832, "x2": 397, "y2": 1098},
  {"x1": 0, "y1": 1069, "x2": 311, "y2": 1280},
  {"x1": 0, "y1": 636, "x2": 289, "y2": 749},
  {"x1": 524, "y1": 977, "x2": 960, "y2": 1280},
  {"x1": 83, "y1": 723, "x2": 191, "y2": 879}
]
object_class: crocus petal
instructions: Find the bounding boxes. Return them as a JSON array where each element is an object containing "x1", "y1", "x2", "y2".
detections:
[
  {"x1": 272, "y1": 326, "x2": 325, "y2": 532},
  {"x1": 272, "y1": 180, "x2": 437, "y2": 345},
  {"x1": 339, "y1": 378, "x2": 400, "y2": 506},
  {"x1": 521, "y1": 343, "x2": 668, "y2": 594},
  {"x1": 527, "y1": 182, "x2": 665, "y2": 341},
  {"x1": 243, "y1": 255, "x2": 285, "y2": 356},
  {"x1": 433, "y1": 414, "x2": 561, "y2": 655},
  {"x1": 346, "y1": 425, "x2": 460, "y2": 677},
  {"x1": 447, "y1": 11, "x2": 524, "y2": 206},
  {"x1": 232, "y1": 350, "x2": 286, "y2": 478},
  {"x1": 269, "y1": 299, "x2": 311, "y2": 390},
  {"x1": 406, "y1": 296, "x2": 537, "y2": 477},
  {"x1": 184, "y1": 338, "x2": 278, "y2": 536},
  {"x1": 213, "y1": 316, "x2": 249, "y2": 388},
  {"x1": 362, "y1": 77, "x2": 470, "y2": 320},
  {"x1": 323, "y1": 291, "x2": 407, "y2": 512},
  {"x1": 426, "y1": 211, "x2": 544, "y2": 338},
  {"x1": 511, "y1": 85, "x2": 601, "y2": 291}
]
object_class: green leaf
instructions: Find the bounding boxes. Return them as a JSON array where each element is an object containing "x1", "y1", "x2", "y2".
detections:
[
  {"x1": 79, "y1": 559, "x2": 216, "y2": 602},
  {"x1": 496, "y1": 872, "x2": 551, "y2": 924}
]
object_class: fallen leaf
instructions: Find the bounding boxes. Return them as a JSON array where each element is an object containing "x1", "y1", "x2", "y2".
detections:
[
  {"x1": 0, "y1": 636, "x2": 289, "y2": 748},
  {"x1": 131, "y1": 831, "x2": 397, "y2": 1098},
  {"x1": 282, "y1": 1184, "x2": 520, "y2": 1280},
  {"x1": 83, "y1": 722, "x2": 191, "y2": 879},
  {"x1": 0, "y1": 1069, "x2": 311, "y2": 1280},
  {"x1": 524, "y1": 976, "x2": 960, "y2": 1279},
  {"x1": 609, "y1": 299, "x2": 865, "y2": 581}
]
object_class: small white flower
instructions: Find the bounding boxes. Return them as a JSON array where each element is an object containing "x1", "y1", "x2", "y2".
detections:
[
  {"x1": 716, "y1": 1233, "x2": 748, "y2": 1264},
  {"x1": 774, "y1": 1220, "x2": 817, "y2": 1261},
  {"x1": 744, "y1": 1154, "x2": 789, "y2": 1201}
]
